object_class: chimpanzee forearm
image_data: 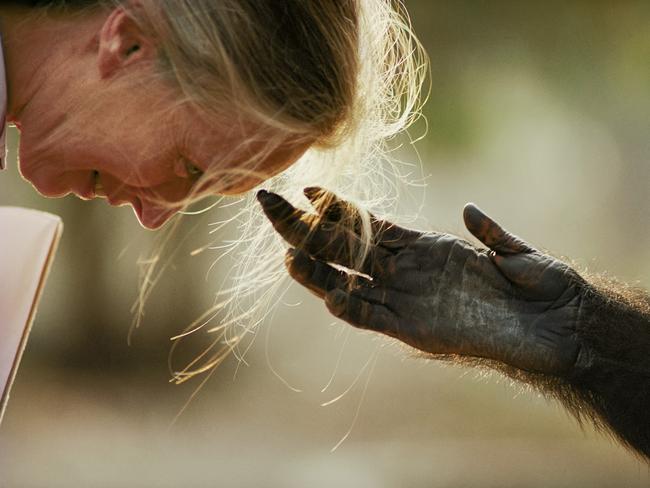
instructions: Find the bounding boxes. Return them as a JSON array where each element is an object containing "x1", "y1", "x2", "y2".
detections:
[
  {"x1": 490, "y1": 281, "x2": 650, "y2": 459},
  {"x1": 561, "y1": 281, "x2": 650, "y2": 458}
]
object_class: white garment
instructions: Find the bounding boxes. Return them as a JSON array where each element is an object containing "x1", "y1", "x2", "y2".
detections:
[{"x1": 0, "y1": 208, "x2": 62, "y2": 424}]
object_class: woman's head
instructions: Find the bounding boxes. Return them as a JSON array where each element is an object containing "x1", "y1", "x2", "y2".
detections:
[{"x1": 11, "y1": 0, "x2": 364, "y2": 228}]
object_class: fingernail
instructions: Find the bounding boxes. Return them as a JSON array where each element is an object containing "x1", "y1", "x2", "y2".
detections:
[
  {"x1": 463, "y1": 203, "x2": 484, "y2": 228},
  {"x1": 463, "y1": 202, "x2": 476, "y2": 217},
  {"x1": 256, "y1": 190, "x2": 280, "y2": 206}
]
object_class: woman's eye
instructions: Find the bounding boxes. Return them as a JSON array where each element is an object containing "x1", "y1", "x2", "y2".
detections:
[{"x1": 185, "y1": 159, "x2": 203, "y2": 177}]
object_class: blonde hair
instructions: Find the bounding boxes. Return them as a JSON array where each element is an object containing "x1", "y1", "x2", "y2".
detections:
[{"x1": 40, "y1": 0, "x2": 429, "y2": 381}]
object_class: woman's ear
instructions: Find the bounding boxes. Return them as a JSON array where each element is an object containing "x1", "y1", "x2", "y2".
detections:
[{"x1": 97, "y1": 7, "x2": 155, "y2": 79}]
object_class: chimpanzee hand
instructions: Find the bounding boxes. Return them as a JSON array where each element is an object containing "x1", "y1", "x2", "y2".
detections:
[{"x1": 257, "y1": 187, "x2": 585, "y2": 376}]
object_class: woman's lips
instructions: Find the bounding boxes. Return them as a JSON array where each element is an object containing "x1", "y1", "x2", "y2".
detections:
[
  {"x1": 73, "y1": 171, "x2": 99, "y2": 200},
  {"x1": 94, "y1": 171, "x2": 107, "y2": 198},
  {"x1": 76, "y1": 171, "x2": 110, "y2": 200}
]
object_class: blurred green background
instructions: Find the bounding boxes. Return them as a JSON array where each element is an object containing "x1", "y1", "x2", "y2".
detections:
[{"x1": 1, "y1": 1, "x2": 650, "y2": 486}]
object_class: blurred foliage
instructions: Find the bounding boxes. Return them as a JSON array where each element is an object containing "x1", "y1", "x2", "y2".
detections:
[{"x1": 408, "y1": 0, "x2": 650, "y2": 154}]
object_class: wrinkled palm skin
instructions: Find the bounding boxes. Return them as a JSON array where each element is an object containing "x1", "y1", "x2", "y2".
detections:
[{"x1": 257, "y1": 187, "x2": 584, "y2": 377}]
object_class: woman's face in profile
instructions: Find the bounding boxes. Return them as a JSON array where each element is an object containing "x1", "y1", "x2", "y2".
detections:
[
  {"x1": 17, "y1": 82, "x2": 304, "y2": 229},
  {"x1": 13, "y1": 8, "x2": 307, "y2": 230}
]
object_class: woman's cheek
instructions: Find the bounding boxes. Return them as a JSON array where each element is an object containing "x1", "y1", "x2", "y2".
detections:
[{"x1": 102, "y1": 151, "x2": 175, "y2": 188}]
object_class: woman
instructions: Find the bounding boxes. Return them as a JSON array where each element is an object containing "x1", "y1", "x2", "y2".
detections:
[
  {"x1": 2, "y1": 0, "x2": 425, "y2": 345},
  {"x1": 1, "y1": 2, "x2": 426, "y2": 376}
]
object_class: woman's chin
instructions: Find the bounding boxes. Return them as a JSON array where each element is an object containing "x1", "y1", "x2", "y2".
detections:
[
  {"x1": 134, "y1": 203, "x2": 176, "y2": 230},
  {"x1": 136, "y1": 216, "x2": 170, "y2": 231}
]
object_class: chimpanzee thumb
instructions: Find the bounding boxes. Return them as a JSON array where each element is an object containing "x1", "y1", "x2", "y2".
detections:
[{"x1": 463, "y1": 203, "x2": 536, "y2": 256}]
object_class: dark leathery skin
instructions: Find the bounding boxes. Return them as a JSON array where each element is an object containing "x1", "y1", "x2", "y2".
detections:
[{"x1": 258, "y1": 188, "x2": 583, "y2": 377}]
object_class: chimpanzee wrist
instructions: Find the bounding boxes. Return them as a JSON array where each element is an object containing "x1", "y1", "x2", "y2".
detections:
[{"x1": 566, "y1": 282, "x2": 650, "y2": 382}]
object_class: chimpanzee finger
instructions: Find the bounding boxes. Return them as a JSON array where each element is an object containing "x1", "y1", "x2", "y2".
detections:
[
  {"x1": 287, "y1": 248, "x2": 429, "y2": 320},
  {"x1": 463, "y1": 203, "x2": 536, "y2": 255},
  {"x1": 257, "y1": 189, "x2": 315, "y2": 245},
  {"x1": 285, "y1": 248, "x2": 373, "y2": 298},
  {"x1": 325, "y1": 289, "x2": 401, "y2": 338},
  {"x1": 258, "y1": 190, "x2": 393, "y2": 276},
  {"x1": 302, "y1": 186, "x2": 346, "y2": 222},
  {"x1": 257, "y1": 189, "x2": 353, "y2": 260},
  {"x1": 303, "y1": 186, "x2": 422, "y2": 250}
]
